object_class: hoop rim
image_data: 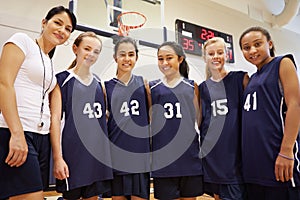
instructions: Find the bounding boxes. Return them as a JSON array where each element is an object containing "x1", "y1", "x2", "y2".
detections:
[
  {"x1": 117, "y1": 11, "x2": 147, "y2": 29},
  {"x1": 117, "y1": 11, "x2": 147, "y2": 36}
]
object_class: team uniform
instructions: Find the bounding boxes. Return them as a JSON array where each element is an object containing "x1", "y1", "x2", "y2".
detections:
[
  {"x1": 199, "y1": 71, "x2": 246, "y2": 199},
  {"x1": 0, "y1": 33, "x2": 55, "y2": 199},
  {"x1": 56, "y1": 70, "x2": 113, "y2": 199},
  {"x1": 242, "y1": 55, "x2": 300, "y2": 199},
  {"x1": 104, "y1": 75, "x2": 150, "y2": 199},
  {"x1": 150, "y1": 77, "x2": 203, "y2": 199}
]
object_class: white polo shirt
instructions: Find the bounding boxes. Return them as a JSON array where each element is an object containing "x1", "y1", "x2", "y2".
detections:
[{"x1": 0, "y1": 33, "x2": 57, "y2": 134}]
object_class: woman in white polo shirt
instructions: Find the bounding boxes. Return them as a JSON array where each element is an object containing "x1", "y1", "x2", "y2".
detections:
[{"x1": 0, "y1": 6, "x2": 76, "y2": 200}]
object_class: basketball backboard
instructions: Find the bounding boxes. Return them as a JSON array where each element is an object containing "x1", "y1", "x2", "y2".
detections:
[{"x1": 70, "y1": 0, "x2": 164, "y2": 45}]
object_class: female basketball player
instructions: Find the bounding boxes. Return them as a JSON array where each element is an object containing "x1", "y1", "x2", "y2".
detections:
[
  {"x1": 150, "y1": 41, "x2": 203, "y2": 199},
  {"x1": 239, "y1": 26, "x2": 300, "y2": 199},
  {"x1": 0, "y1": 6, "x2": 76, "y2": 200},
  {"x1": 199, "y1": 37, "x2": 249, "y2": 200},
  {"x1": 104, "y1": 37, "x2": 150, "y2": 200},
  {"x1": 53, "y1": 32, "x2": 113, "y2": 200}
]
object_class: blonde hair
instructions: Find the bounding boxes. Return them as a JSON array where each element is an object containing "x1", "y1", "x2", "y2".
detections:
[
  {"x1": 202, "y1": 37, "x2": 227, "y2": 80},
  {"x1": 68, "y1": 31, "x2": 102, "y2": 69}
]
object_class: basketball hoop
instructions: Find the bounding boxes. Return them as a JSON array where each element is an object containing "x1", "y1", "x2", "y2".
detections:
[{"x1": 117, "y1": 11, "x2": 147, "y2": 36}]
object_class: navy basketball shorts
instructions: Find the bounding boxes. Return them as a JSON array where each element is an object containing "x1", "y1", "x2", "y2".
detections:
[
  {"x1": 218, "y1": 183, "x2": 246, "y2": 200},
  {"x1": 107, "y1": 173, "x2": 150, "y2": 199},
  {"x1": 0, "y1": 128, "x2": 50, "y2": 199},
  {"x1": 246, "y1": 183, "x2": 300, "y2": 200},
  {"x1": 204, "y1": 182, "x2": 246, "y2": 199},
  {"x1": 203, "y1": 182, "x2": 219, "y2": 196},
  {"x1": 153, "y1": 175, "x2": 204, "y2": 199},
  {"x1": 61, "y1": 180, "x2": 111, "y2": 199}
]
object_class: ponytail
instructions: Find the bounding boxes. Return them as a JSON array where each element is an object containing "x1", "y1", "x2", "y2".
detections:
[
  {"x1": 48, "y1": 47, "x2": 56, "y2": 59},
  {"x1": 205, "y1": 64, "x2": 212, "y2": 80},
  {"x1": 68, "y1": 59, "x2": 77, "y2": 69},
  {"x1": 179, "y1": 59, "x2": 189, "y2": 79}
]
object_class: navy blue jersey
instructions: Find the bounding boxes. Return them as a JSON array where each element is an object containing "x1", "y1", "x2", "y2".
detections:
[
  {"x1": 242, "y1": 55, "x2": 300, "y2": 187},
  {"x1": 56, "y1": 70, "x2": 113, "y2": 191},
  {"x1": 150, "y1": 77, "x2": 202, "y2": 178},
  {"x1": 105, "y1": 75, "x2": 150, "y2": 175},
  {"x1": 199, "y1": 71, "x2": 245, "y2": 184}
]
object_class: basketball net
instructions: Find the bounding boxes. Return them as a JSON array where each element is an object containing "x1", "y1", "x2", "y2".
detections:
[{"x1": 117, "y1": 11, "x2": 147, "y2": 36}]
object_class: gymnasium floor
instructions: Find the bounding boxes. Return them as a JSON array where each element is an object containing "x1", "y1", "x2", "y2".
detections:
[
  {"x1": 44, "y1": 191, "x2": 214, "y2": 200},
  {"x1": 44, "y1": 179, "x2": 214, "y2": 199}
]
